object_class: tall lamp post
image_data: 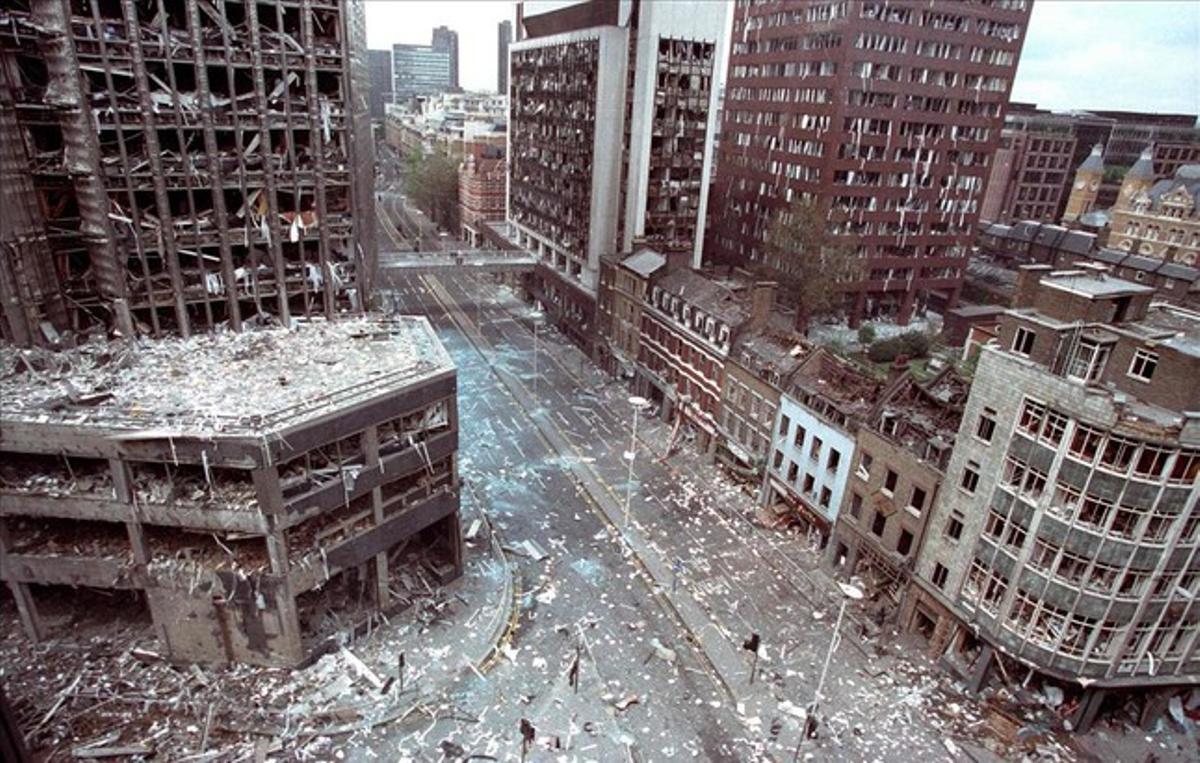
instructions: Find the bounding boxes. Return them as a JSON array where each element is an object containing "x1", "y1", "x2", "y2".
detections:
[
  {"x1": 623, "y1": 396, "x2": 651, "y2": 527},
  {"x1": 795, "y1": 581, "x2": 863, "y2": 760},
  {"x1": 529, "y1": 306, "x2": 543, "y2": 397}
]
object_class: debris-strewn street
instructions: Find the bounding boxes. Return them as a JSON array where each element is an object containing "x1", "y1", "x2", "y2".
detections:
[{"x1": 3, "y1": 268, "x2": 1196, "y2": 761}]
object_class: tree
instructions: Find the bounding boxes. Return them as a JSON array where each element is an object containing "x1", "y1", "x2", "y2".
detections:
[
  {"x1": 760, "y1": 197, "x2": 860, "y2": 333},
  {"x1": 405, "y1": 151, "x2": 460, "y2": 232}
]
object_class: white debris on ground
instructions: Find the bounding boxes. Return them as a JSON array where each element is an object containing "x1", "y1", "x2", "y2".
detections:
[{"x1": 0, "y1": 316, "x2": 450, "y2": 434}]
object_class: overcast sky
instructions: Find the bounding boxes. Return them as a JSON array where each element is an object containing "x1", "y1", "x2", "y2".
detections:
[{"x1": 365, "y1": 0, "x2": 1199, "y2": 116}]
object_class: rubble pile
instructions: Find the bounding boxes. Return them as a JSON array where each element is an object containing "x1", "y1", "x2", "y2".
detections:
[{"x1": 0, "y1": 543, "x2": 488, "y2": 760}]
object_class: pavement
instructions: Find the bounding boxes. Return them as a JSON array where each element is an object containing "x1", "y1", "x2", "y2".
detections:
[
  {"x1": 367, "y1": 270, "x2": 1198, "y2": 763},
  {"x1": 9, "y1": 237, "x2": 1192, "y2": 760}
]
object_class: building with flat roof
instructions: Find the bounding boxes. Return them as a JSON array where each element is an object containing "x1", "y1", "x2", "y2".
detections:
[
  {"x1": 1, "y1": 317, "x2": 461, "y2": 667},
  {"x1": 498, "y1": 20, "x2": 513, "y2": 94},
  {"x1": 710, "y1": 0, "x2": 1031, "y2": 325},
  {"x1": 431, "y1": 26, "x2": 460, "y2": 92},
  {"x1": 507, "y1": 0, "x2": 726, "y2": 355},
  {"x1": 0, "y1": 0, "x2": 378, "y2": 346},
  {"x1": 393, "y1": 43, "x2": 452, "y2": 103},
  {"x1": 981, "y1": 112, "x2": 1077, "y2": 225},
  {"x1": 911, "y1": 265, "x2": 1200, "y2": 731},
  {"x1": 368, "y1": 49, "x2": 394, "y2": 120}
]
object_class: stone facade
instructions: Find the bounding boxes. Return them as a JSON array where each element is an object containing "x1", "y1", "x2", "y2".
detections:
[{"x1": 913, "y1": 270, "x2": 1200, "y2": 728}]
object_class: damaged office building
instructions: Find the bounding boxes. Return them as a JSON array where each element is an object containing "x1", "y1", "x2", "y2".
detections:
[
  {"x1": 0, "y1": 0, "x2": 377, "y2": 346},
  {"x1": 1, "y1": 317, "x2": 461, "y2": 666}
]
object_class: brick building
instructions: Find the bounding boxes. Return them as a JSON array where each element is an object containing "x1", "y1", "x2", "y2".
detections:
[
  {"x1": 980, "y1": 111, "x2": 1076, "y2": 225},
  {"x1": 597, "y1": 248, "x2": 669, "y2": 379},
  {"x1": 506, "y1": 0, "x2": 726, "y2": 356},
  {"x1": 458, "y1": 139, "x2": 507, "y2": 247},
  {"x1": 0, "y1": 0, "x2": 378, "y2": 347},
  {"x1": 828, "y1": 368, "x2": 968, "y2": 603},
  {"x1": 710, "y1": 0, "x2": 1031, "y2": 324},
  {"x1": 717, "y1": 316, "x2": 809, "y2": 479},
  {"x1": 637, "y1": 269, "x2": 773, "y2": 456},
  {"x1": 910, "y1": 265, "x2": 1200, "y2": 731},
  {"x1": 976, "y1": 220, "x2": 1200, "y2": 307},
  {"x1": 1, "y1": 318, "x2": 461, "y2": 667}
]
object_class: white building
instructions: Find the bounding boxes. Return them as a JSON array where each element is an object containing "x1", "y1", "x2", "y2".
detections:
[
  {"x1": 762, "y1": 349, "x2": 879, "y2": 538},
  {"x1": 508, "y1": 0, "x2": 728, "y2": 296}
]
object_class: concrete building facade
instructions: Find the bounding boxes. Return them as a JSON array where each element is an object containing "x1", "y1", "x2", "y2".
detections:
[
  {"x1": 0, "y1": 0, "x2": 378, "y2": 347},
  {"x1": 911, "y1": 266, "x2": 1200, "y2": 730},
  {"x1": 368, "y1": 49, "x2": 394, "y2": 120},
  {"x1": 710, "y1": 0, "x2": 1032, "y2": 324},
  {"x1": 431, "y1": 26, "x2": 460, "y2": 92},
  {"x1": 1, "y1": 318, "x2": 461, "y2": 667},
  {"x1": 498, "y1": 20, "x2": 512, "y2": 95},
  {"x1": 392, "y1": 43, "x2": 452, "y2": 104},
  {"x1": 507, "y1": 0, "x2": 726, "y2": 355}
]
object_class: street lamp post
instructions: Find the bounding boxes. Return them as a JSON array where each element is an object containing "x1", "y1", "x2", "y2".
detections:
[
  {"x1": 623, "y1": 396, "x2": 650, "y2": 527},
  {"x1": 530, "y1": 308, "x2": 543, "y2": 397},
  {"x1": 794, "y1": 582, "x2": 863, "y2": 760}
]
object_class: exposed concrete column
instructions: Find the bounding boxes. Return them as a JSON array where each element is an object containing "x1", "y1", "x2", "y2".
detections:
[
  {"x1": 111, "y1": 459, "x2": 148, "y2": 566},
  {"x1": 1071, "y1": 688, "x2": 1107, "y2": 733},
  {"x1": 362, "y1": 425, "x2": 389, "y2": 607},
  {"x1": 264, "y1": 527, "x2": 303, "y2": 663},
  {"x1": 1139, "y1": 688, "x2": 1174, "y2": 731},
  {"x1": 255, "y1": 466, "x2": 303, "y2": 662},
  {"x1": 966, "y1": 643, "x2": 996, "y2": 694},
  {"x1": 0, "y1": 520, "x2": 42, "y2": 642}
]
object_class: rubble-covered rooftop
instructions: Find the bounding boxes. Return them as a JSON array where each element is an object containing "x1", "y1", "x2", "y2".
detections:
[{"x1": 0, "y1": 316, "x2": 453, "y2": 437}]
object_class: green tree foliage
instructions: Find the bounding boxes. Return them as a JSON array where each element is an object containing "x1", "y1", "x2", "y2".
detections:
[
  {"x1": 856, "y1": 322, "x2": 876, "y2": 346},
  {"x1": 761, "y1": 197, "x2": 860, "y2": 331},
  {"x1": 405, "y1": 151, "x2": 460, "y2": 231},
  {"x1": 866, "y1": 330, "x2": 931, "y2": 363}
]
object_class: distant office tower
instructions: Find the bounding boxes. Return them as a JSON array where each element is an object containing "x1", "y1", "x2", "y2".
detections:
[
  {"x1": 393, "y1": 44, "x2": 452, "y2": 103},
  {"x1": 0, "y1": 0, "x2": 377, "y2": 345},
  {"x1": 432, "y1": 25, "x2": 460, "y2": 91},
  {"x1": 980, "y1": 110, "x2": 1077, "y2": 225},
  {"x1": 498, "y1": 20, "x2": 513, "y2": 94},
  {"x1": 368, "y1": 49, "x2": 394, "y2": 119},
  {"x1": 507, "y1": 0, "x2": 726, "y2": 354},
  {"x1": 710, "y1": 1, "x2": 1032, "y2": 325}
]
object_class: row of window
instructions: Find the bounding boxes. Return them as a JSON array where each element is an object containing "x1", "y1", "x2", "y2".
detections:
[
  {"x1": 1006, "y1": 396, "x2": 1198, "y2": 483},
  {"x1": 1011, "y1": 326, "x2": 1160, "y2": 383}
]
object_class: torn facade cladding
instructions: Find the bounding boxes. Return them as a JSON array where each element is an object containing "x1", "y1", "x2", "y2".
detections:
[
  {"x1": 0, "y1": 0, "x2": 377, "y2": 347},
  {"x1": 0, "y1": 316, "x2": 463, "y2": 667}
]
